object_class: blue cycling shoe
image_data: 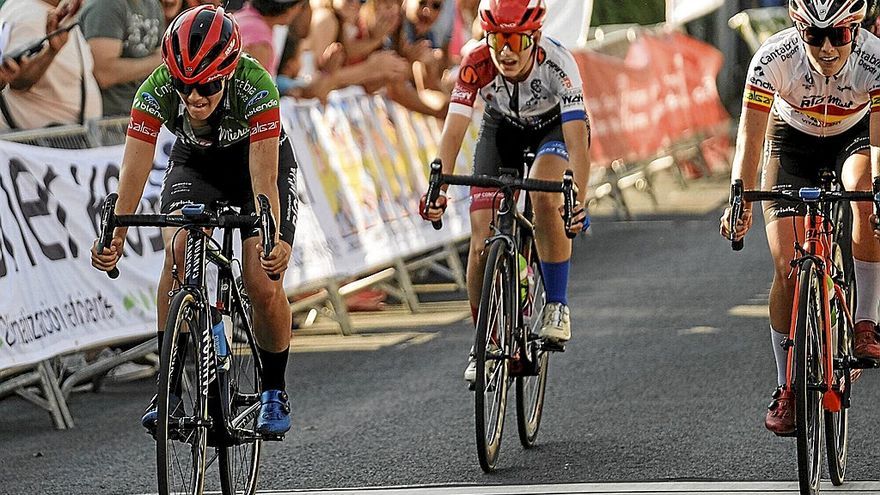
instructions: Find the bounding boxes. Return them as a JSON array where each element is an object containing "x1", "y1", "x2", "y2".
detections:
[
  {"x1": 141, "y1": 393, "x2": 182, "y2": 435},
  {"x1": 255, "y1": 390, "x2": 291, "y2": 438}
]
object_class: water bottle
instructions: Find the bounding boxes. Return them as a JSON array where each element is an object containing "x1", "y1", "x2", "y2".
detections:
[
  {"x1": 517, "y1": 253, "x2": 528, "y2": 302},
  {"x1": 211, "y1": 307, "x2": 230, "y2": 372},
  {"x1": 826, "y1": 275, "x2": 837, "y2": 327}
]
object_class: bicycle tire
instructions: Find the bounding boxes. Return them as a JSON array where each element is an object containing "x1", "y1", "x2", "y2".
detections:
[
  {"x1": 516, "y1": 241, "x2": 549, "y2": 449},
  {"x1": 157, "y1": 290, "x2": 209, "y2": 495},
  {"x1": 474, "y1": 240, "x2": 512, "y2": 473},
  {"x1": 825, "y1": 241, "x2": 851, "y2": 486},
  {"x1": 793, "y1": 259, "x2": 825, "y2": 495},
  {"x1": 219, "y1": 287, "x2": 262, "y2": 495}
]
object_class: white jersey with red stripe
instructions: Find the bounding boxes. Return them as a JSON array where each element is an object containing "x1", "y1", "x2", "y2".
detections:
[
  {"x1": 744, "y1": 27, "x2": 880, "y2": 137},
  {"x1": 448, "y1": 36, "x2": 587, "y2": 126}
]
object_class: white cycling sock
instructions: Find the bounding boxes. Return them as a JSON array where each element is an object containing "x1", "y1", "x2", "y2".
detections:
[
  {"x1": 854, "y1": 258, "x2": 880, "y2": 325},
  {"x1": 770, "y1": 326, "x2": 788, "y2": 387}
]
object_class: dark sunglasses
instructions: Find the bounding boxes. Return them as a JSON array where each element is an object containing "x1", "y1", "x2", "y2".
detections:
[
  {"x1": 798, "y1": 25, "x2": 857, "y2": 47},
  {"x1": 419, "y1": 0, "x2": 442, "y2": 10},
  {"x1": 170, "y1": 77, "x2": 225, "y2": 97}
]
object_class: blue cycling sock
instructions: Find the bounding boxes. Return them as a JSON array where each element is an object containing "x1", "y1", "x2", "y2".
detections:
[{"x1": 540, "y1": 260, "x2": 570, "y2": 305}]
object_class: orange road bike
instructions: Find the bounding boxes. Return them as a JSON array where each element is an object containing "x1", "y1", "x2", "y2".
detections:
[{"x1": 729, "y1": 178, "x2": 880, "y2": 495}]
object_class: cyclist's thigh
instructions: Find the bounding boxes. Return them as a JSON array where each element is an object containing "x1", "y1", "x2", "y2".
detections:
[{"x1": 469, "y1": 208, "x2": 494, "y2": 256}]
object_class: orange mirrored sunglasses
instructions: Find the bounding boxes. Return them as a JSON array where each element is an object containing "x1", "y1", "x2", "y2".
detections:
[{"x1": 487, "y1": 32, "x2": 534, "y2": 53}]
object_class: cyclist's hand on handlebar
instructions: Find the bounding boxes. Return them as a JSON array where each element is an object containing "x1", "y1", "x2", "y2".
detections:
[
  {"x1": 720, "y1": 206, "x2": 752, "y2": 241},
  {"x1": 559, "y1": 201, "x2": 589, "y2": 235},
  {"x1": 419, "y1": 193, "x2": 447, "y2": 222},
  {"x1": 91, "y1": 235, "x2": 124, "y2": 273},
  {"x1": 871, "y1": 213, "x2": 880, "y2": 239},
  {"x1": 258, "y1": 239, "x2": 291, "y2": 279}
]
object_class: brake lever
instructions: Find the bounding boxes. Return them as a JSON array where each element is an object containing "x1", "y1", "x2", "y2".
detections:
[
  {"x1": 97, "y1": 193, "x2": 120, "y2": 279},
  {"x1": 257, "y1": 194, "x2": 280, "y2": 281},
  {"x1": 425, "y1": 159, "x2": 443, "y2": 230},
  {"x1": 562, "y1": 170, "x2": 577, "y2": 240},
  {"x1": 729, "y1": 179, "x2": 744, "y2": 251}
]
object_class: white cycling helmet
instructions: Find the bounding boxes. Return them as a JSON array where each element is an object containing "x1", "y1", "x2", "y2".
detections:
[{"x1": 789, "y1": 0, "x2": 867, "y2": 28}]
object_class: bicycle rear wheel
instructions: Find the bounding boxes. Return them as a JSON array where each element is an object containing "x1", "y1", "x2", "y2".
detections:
[
  {"x1": 219, "y1": 290, "x2": 262, "y2": 495},
  {"x1": 474, "y1": 240, "x2": 513, "y2": 472},
  {"x1": 825, "y1": 241, "x2": 852, "y2": 486},
  {"x1": 793, "y1": 260, "x2": 825, "y2": 495},
  {"x1": 516, "y1": 244, "x2": 549, "y2": 448},
  {"x1": 157, "y1": 290, "x2": 209, "y2": 495}
]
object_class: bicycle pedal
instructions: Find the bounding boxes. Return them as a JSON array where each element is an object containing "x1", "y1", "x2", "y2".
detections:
[
  {"x1": 467, "y1": 382, "x2": 476, "y2": 392},
  {"x1": 541, "y1": 341, "x2": 566, "y2": 352},
  {"x1": 260, "y1": 433, "x2": 286, "y2": 442},
  {"x1": 772, "y1": 429, "x2": 797, "y2": 438}
]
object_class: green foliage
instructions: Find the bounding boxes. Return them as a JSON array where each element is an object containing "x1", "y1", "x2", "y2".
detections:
[{"x1": 591, "y1": 0, "x2": 666, "y2": 26}]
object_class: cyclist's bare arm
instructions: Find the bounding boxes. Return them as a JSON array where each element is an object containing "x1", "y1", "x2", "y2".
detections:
[
  {"x1": 437, "y1": 112, "x2": 472, "y2": 183},
  {"x1": 248, "y1": 136, "x2": 289, "y2": 275},
  {"x1": 722, "y1": 106, "x2": 771, "y2": 240},
  {"x1": 91, "y1": 136, "x2": 157, "y2": 271},
  {"x1": 249, "y1": 136, "x2": 281, "y2": 241},
  {"x1": 561, "y1": 118, "x2": 590, "y2": 206}
]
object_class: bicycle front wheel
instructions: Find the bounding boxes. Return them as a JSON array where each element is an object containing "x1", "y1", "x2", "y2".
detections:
[
  {"x1": 516, "y1": 244, "x2": 549, "y2": 448},
  {"x1": 793, "y1": 259, "x2": 825, "y2": 495},
  {"x1": 157, "y1": 290, "x2": 209, "y2": 495},
  {"x1": 219, "y1": 290, "x2": 262, "y2": 495},
  {"x1": 825, "y1": 241, "x2": 851, "y2": 486},
  {"x1": 474, "y1": 240, "x2": 513, "y2": 472}
]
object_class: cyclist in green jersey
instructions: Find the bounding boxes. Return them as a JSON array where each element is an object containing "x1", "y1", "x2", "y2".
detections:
[{"x1": 91, "y1": 5, "x2": 297, "y2": 437}]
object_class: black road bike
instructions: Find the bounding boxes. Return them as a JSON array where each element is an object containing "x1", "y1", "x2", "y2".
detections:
[
  {"x1": 424, "y1": 156, "x2": 577, "y2": 472},
  {"x1": 96, "y1": 193, "x2": 282, "y2": 495}
]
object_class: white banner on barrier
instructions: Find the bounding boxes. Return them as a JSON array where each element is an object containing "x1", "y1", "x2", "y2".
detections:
[
  {"x1": 0, "y1": 140, "x2": 164, "y2": 370},
  {"x1": 0, "y1": 95, "x2": 476, "y2": 370}
]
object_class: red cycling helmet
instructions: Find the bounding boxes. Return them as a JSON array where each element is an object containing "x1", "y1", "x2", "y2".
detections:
[
  {"x1": 162, "y1": 5, "x2": 241, "y2": 84},
  {"x1": 478, "y1": 0, "x2": 546, "y2": 33}
]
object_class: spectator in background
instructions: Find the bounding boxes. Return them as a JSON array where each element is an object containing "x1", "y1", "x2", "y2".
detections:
[
  {"x1": 865, "y1": 0, "x2": 880, "y2": 36},
  {"x1": 0, "y1": 0, "x2": 102, "y2": 130},
  {"x1": 160, "y1": 0, "x2": 222, "y2": 24},
  {"x1": 80, "y1": 0, "x2": 164, "y2": 117},
  {"x1": 297, "y1": 0, "x2": 408, "y2": 92},
  {"x1": 448, "y1": 0, "x2": 478, "y2": 61},
  {"x1": 235, "y1": 0, "x2": 306, "y2": 76}
]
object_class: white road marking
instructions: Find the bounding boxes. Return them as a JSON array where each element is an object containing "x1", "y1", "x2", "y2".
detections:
[{"x1": 248, "y1": 481, "x2": 880, "y2": 494}]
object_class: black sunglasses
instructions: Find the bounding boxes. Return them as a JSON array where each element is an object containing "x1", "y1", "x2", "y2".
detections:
[
  {"x1": 170, "y1": 77, "x2": 225, "y2": 97},
  {"x1": 798, "y1": 25, "x2": 857, "y2": 47}
]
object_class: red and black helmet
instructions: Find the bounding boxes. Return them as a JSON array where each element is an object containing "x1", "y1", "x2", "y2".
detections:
[
  {"x1": 162, "y1": 5, "x2": 241, "y2": 84},
  {"x1": 478, "y1": 0, "x2": 546, "y2": 33}
]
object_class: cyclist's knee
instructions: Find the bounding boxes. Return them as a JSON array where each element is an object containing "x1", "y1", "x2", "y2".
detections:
[
  {"x1": 245, "y1": 278, "x2": 283, "y2": 309},
  {"x1": 531, "y1": 192, "x2": 562, "y2": 223}
]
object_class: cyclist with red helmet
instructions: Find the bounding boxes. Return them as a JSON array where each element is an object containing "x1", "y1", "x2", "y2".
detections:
[
  {"x1": 720, "y1": 0, "x2": 880, "y2": 435},
  {"x1": 90, "y1": 5, "x2": 297, "y2": 437},
  {"x1": 421, "y1": 0, "x2": 591, "y2": 384}
]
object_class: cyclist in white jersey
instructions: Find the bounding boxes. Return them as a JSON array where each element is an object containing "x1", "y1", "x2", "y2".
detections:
[
  {"x1": 721, "y1": 0, "x2": 880, "y2": 436},
  {"x1": 420, "y1": 0, "x2": 590, "y2": 384}
]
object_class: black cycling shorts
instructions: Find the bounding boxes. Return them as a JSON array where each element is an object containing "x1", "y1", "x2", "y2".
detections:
[
  {"x1": 761, "y1": 113, "x2": 869, "y2": 222},
  {"x1": 160, "y1": 135, "x2": 299, "y2": 245},
  {"x1": 471, "y1": 108, "x2": 576, "y2": 212}
]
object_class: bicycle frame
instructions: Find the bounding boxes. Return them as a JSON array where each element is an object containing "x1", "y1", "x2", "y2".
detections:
[{"x1": 783, "y1": 201, "x2": 851, "y2": 412}]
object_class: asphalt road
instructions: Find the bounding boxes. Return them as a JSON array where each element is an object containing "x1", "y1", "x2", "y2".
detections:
[{"x1": 3, "y1": 187, "x2": 880, "y2": 495}]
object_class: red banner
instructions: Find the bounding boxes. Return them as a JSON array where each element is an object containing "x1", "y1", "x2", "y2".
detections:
[{"x1": 574, "y1": 31, "x2": 730, "y2": 165}]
